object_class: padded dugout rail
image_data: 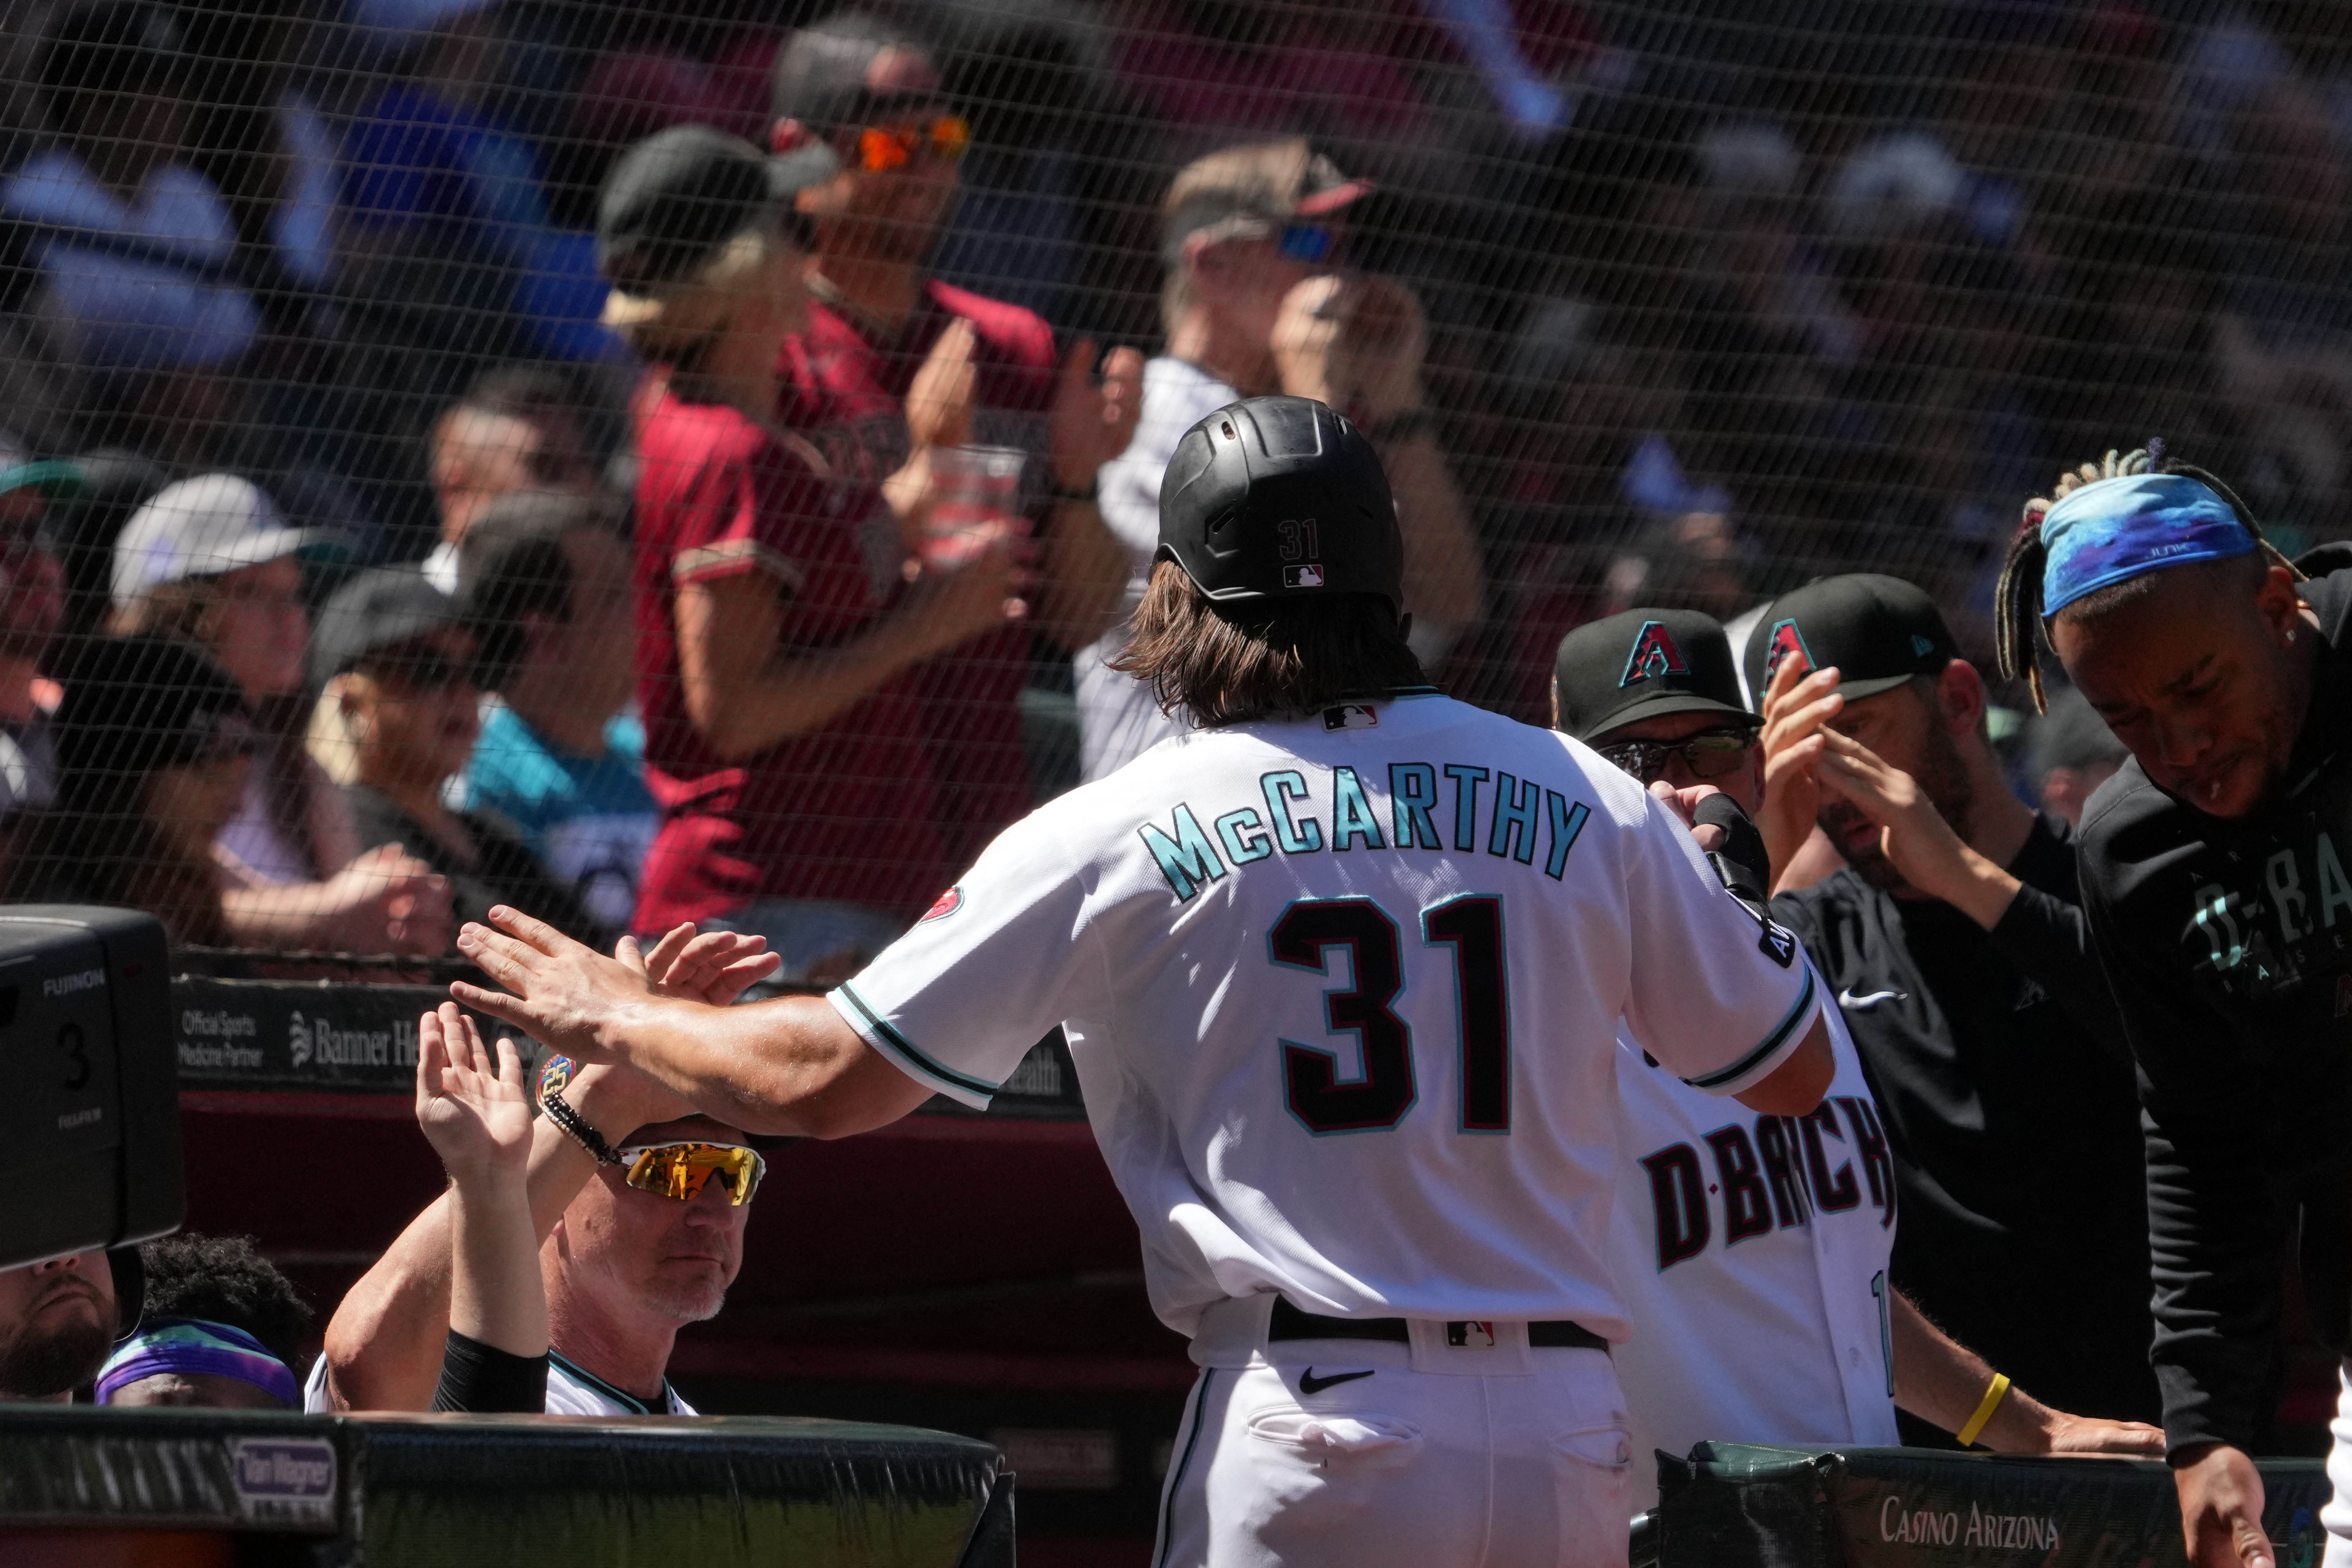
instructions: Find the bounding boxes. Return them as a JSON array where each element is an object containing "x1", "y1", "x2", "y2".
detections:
[
  {"x1": 0, "y1": 1406, "x2": 1013, "y2": 1567},
  {"x1": 1645, "y1": 1442, "x2": 2329, "y2": 1568}
]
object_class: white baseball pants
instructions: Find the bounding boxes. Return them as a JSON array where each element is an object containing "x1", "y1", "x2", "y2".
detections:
[
  {"x1": 2325, "y1": 1359, "x2": 2352, "y2": 1566},
  {"x1": 1152, "y1": 1297, "x2": 1633, "y2": 1568}
]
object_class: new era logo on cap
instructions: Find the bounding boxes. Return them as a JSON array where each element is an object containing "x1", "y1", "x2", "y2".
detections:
[
  {"x1": 1618, "y1": 620, "x2": 1690, "y2": 686},
  {"x1": 1284, "y1": 564, "x2": 1326, "y2": 588}
]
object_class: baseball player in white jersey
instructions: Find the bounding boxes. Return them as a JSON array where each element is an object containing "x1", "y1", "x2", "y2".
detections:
[
  {"x1": 1551, "y1": 608, "x2": 2162, "y2": 1514},
  {"x1": 449, "y1": 396, "x2": 1837, "y2": 1568}
]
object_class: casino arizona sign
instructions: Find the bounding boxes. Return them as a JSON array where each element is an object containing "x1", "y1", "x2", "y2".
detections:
[{"x1": 1878, "y1": 1494, "x2": 2061, "y2": 1551}]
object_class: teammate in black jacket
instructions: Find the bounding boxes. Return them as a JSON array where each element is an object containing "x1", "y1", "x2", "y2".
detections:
[
  {"x1": 1997, "y1": 446, "x2": 2342, "y2": 1568},
  {"x1": 1749, "y1": 573, "x2": 2156, "y2": 1445}
]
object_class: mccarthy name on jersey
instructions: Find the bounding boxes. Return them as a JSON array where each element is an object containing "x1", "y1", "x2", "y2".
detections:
[
  {"x1": 1134, "y1": 732, "x2": 1597, "y2": 902},
  {"x1": 827, "y1": 690, "x2": 1822, "y2": 1339}
]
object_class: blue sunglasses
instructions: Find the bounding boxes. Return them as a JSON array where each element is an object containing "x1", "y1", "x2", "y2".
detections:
[{"x1": 1278, "y1": 223, "x2": 1336, "y2": 263}]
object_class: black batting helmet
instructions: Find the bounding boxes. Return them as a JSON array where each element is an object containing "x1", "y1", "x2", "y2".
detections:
[{"x1": 1155, "y1": 396, "x2": 1401, "y2": 614}]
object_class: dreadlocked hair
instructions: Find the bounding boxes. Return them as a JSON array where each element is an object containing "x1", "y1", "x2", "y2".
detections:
[{"x1": 1994, "y1": 440, "x2": 2304, "y2": 714}]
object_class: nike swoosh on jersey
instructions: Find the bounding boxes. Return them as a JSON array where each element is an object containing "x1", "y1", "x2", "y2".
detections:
[
  {"x1": 1838, "y1": 988, "x2": 1906, "y2": 1010},
  {"x1": 1298, "y1": 1367, "x2": 1376, "y2": 1395}
]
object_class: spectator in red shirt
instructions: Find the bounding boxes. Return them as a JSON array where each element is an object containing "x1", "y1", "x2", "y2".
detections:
[
  {"x1": 598, "y1": 126, "x2": 1030, "y2": 985},
  {"x1": 765, "y1": 12, "x2": 1139, "y2": 852}
]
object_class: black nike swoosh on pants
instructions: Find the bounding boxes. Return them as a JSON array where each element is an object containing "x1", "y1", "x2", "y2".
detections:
[{"x1": 1298, "y1": 1366, "x2": 1376, "y2": 1395}]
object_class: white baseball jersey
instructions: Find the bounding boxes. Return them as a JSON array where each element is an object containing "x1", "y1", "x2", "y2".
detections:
[
  {"x1": 1608, "y1": 991, "x2": 1898, "y2": 1510},
  {"x1": 832, "y1": 689, "x2": 1822, "y2": 1340},
  {"x1": 301, "y1": 1349, "x2": 697, "y2": 1416}
]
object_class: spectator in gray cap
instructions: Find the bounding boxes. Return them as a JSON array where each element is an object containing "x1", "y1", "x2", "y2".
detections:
[
  {"x1": 2023, "y1": 686, "x2": 2128, "y2": 828},
  {"x1": 110, "y1": 473, "x2": 450, "y2": 958},
  {"x1": 310, "y1": 567, "x2": 593, "y2": 946}
]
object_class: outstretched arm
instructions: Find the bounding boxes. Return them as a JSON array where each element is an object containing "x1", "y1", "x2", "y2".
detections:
[
  {"x1": 452, "y1": 908, "x2": 932, "y2": 1139},
  {"x1": 324, "y1": 929, "x2": 773, "y2": 1411},
  {"x1": 1891, "y1": 1289, "x2": 2162, "y2": 1456}
]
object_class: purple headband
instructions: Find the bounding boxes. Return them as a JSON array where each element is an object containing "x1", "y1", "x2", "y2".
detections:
[{"x1": 94, "y1": 1317, "x2": 299, "y2": 1407}]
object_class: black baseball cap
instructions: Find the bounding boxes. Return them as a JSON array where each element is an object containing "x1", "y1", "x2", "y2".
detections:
[
  {"x1": 309, "y1": 567, "x2": 463, "y2": 688},
  {"x1": 52, "y1": 634, "x2": 253, "y2": 785},
  {"x1": 1552, "y1": 608, "x2": 1753, "y2": 742},
  {"x1": 596, "y1": 124, "x2": 840, "y2": 294},
  {"x1": 770, "y1": 13, "x2": 943, "y2": 134},
  {"x1": 1741, "y1": 573, "x2": 1957, "y2": 708}
]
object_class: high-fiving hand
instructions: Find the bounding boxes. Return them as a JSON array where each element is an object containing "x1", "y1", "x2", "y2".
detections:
[{"x1": 415, "y1": 1003, "x2": 534, "y2": 1188}]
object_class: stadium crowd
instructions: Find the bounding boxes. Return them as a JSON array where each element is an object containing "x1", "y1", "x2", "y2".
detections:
[{"x1": 6, "y1": 2, "x2": 2352, "y2": 1563}]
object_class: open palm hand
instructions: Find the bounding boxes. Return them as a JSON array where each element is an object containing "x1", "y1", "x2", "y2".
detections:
[{"x1": 415, "y1": 1002, "x2": 534, "y2": 1187}]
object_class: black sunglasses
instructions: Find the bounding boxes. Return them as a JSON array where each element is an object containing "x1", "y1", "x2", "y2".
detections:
[{"x1": 1595, "y1": 727, "x2": 1758, "y2": 785}]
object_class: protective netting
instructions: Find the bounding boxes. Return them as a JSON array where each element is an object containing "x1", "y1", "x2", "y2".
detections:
[{"x1": 0, "y1": 0, "x2": 2337, "y2": 961}]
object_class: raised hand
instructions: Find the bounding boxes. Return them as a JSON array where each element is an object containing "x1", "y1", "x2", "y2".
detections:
[
  {"x1": 415, "y1": 1002, "x2": 534, "y2": 1187},
  {"x1": 619, "y1": 924, "x2": 781, "y2": 1008},
  {"x1": 451, "y1": 906, "x2": 649, "y2": 1062},
  {"x1": 1049, "y1": 339, "x2": 1145, "y2": 489},
  {"x1": 906, "y1": 317, "x2": 978, "y2": 451},
  {"x1": 1757, "y1": 655, "x2": 1840, "y2": 887},
  {"x1": 1811, "y1": 727, "x2": 2020, "y2": 928}
]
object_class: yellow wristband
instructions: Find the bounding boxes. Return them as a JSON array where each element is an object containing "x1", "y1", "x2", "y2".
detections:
[{"x1": 1954, "y1": 1372, "x2": 2012, "y2": 1448}]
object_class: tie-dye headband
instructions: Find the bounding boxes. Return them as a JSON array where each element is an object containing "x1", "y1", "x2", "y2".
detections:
[
  {"x1": 94, "y1": 1317, "x2": 299, "y2": 1407},
  {"x1": 2039, "y1": 471, "x2": 2257, "y2": 616}
]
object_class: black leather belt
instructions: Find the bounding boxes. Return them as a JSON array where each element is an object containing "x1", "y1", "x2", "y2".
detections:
[{"x1": 1266, "y1": 1296, "x2": 1608, "y2": 1352}]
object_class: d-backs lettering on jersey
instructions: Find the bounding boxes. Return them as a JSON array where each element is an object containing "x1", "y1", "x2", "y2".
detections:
[
  {"x1": 1610, "y1": 1002, "x2": 1898, "y2": 1507},
  {"x1": 829, "y1": 691, "x2": 1822, "y2": 1341},
  {"x1": 1634, "y1": 1092, "x2": 1894, "y2": 1269}
]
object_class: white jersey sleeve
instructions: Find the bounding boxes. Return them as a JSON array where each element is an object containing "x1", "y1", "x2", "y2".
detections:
[
  {"x1": 829, "y1": 811, "x2": 1100, "y2": 1110},
  {"x1": 1617, "y1": 787, "x2": 1820, "y2": 1096}
]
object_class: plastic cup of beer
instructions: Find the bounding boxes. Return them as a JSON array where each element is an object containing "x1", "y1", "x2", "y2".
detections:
[{"x1": 924, "y1": 445, "x2": 1026, "y2": 570}]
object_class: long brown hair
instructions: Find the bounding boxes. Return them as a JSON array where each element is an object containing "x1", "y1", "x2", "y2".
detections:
[{"x1": 1110, "y1": 559, "x2": 1425, "y2": 727}]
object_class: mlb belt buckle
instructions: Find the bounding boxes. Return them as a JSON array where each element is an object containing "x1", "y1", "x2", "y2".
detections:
[{"x1": 1445, "y1": 1320, "x2": 1498, "y2": 1349}]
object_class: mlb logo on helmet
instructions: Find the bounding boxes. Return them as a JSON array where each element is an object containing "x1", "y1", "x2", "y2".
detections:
[
  {"x1": 1761, "y1": 618, "x2": 1814, "y2": 685},
  {"x1": 1617, "y1": 619, "x2": 1690, "y2": 687},
  {"x1": 1284, "y1": 564, "x2": 1326, "y2": 588}
]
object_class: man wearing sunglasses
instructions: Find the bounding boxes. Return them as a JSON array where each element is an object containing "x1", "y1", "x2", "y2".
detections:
[
  {"x1": 765, "y1": 12, "x2": 1142, "y2": 832},
  {"x1": 1552, "y1": 608, "x2": 2158, "y2": 1506},
  {"x1": 314, "y1": 930, "x2": 778, "y2": 1416},
  {"x1": 1075, "y1": 136, "x2": 1484, "y2": 782}
]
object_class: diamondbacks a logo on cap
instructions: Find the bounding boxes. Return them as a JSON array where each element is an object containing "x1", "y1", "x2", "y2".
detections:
[
  {"x1": 1618, "y1": 620, "x2": 1690, "y2": 687},
  {"x1": 1761, "y1": 618, "x2": 1814, "y2": 686}
]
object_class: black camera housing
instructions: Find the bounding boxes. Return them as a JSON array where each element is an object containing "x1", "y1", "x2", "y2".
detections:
[{"x1": 0, "y1": 907, "x2": 181, "y2": 1272}]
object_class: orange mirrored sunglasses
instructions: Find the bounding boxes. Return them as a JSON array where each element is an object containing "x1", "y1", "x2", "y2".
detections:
[{"x1": 856, "y1": 114, "x2": 971, "y2": 172}]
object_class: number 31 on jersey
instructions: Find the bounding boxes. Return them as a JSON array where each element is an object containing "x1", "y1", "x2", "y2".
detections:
[{"x1": 1269, "y1": 894, "x2": 1509, "y2": 1135}]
